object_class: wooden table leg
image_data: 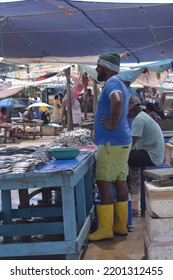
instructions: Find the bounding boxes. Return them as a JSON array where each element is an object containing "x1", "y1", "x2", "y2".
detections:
[
  {"x1": 18, "y1": 189, "x2": 30, "y2": 208},
  {"x1": 1, "y1": 190, "x2": 13, "y2": 242}
]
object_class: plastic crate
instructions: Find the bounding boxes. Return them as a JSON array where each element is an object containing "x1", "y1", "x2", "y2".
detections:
[{"x1": 94, "y1": 191, "x2": 132, "y2": 229}]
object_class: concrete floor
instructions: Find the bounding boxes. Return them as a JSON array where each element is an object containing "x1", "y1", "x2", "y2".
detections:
[{"x1": 0, "y1": 135, "x2": 145, "y2": 260}]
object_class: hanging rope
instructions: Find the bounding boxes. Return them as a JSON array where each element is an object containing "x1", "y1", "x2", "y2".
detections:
[{"x1": 64, "y1": 0, "x2": 140, "y2": 63}]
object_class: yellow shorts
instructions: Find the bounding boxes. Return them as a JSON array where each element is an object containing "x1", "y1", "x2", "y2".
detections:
[{"x1": 95, "y1": 142, "x2": 131, "y2": 182}]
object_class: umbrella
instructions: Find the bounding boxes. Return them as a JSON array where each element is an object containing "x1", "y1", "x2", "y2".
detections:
[
  {"x1": 26, "y1": 102, "x2": 53, "y2": 112},
  {"x1": 0, "y1": 98, "x2": 26, "y2": 108}
]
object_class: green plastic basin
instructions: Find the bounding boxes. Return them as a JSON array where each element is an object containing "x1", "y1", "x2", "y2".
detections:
[{"x1": 49, "y1": 147, "x2": 80, "y2": 160}]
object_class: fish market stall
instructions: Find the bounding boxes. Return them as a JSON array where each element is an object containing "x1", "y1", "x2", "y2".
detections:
[{"x1": 0, "y1": 129, "x2": 95, "y2": 260}]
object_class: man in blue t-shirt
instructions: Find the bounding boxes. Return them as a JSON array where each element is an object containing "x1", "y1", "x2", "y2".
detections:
[{"x1": 88, "y1": 52, "x2": 132, "y2": 242}]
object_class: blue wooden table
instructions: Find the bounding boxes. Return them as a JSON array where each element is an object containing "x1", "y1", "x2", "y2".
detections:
[{"x1": 0, "y1": 151, "x2": 95, "y2": 259}]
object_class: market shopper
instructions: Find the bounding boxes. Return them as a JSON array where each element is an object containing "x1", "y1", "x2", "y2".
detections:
[
  {"x1": 88, "y1": 52, "x2": 132, "y2": 241},
  {"x1": 72, "y1": 98, "x2": 82, "y2": 125},
  {"x1": 128, "y1": 96, "x2": 165, "y2": 168},
  {"x1": 51, "y1": 94, "x2": 62, "y2": 125}
]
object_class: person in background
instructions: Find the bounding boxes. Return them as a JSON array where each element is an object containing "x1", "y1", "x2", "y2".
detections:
[
  {"x1": 41, "y1": 111, "x2": 49, "y2": 124},
  {"x1": 34, "y1": 95, "x2": 41, "y2": 102},
  {"x1": 154, "y1": 90, "x2": 161, "y2": 103},
  {"x1": 117, "y1": 74, "x2": 137, "y2": 97},
  {"x1": 80, "y1": 88, "x2": 94, "y2": 113},
  {"x1": 72, "y1": 98, "x2": 82, "y2": 125},
  {"x1": 51, "y1": 94, "x2": 62, "y2": 125},
  {"x1": 88, "y1": 52, "x2": 132, "y2": 242},
  {"x1": 154, "y1": 102, "x2": 165, "y2": 119},
  {"x1": 23, "y1": 107, "x2": 35, "y2": 121},
  {"x1": 128, "y1": 96, "x2": 164, "y2": 169},
  {"x1": 0, "y1": 107, "x2": 14, "y2": 137},
  {"x1": 127, "y1": 96, "x2": 165, "y2": 200},
  {"x1": 145, "y1": 102, "x2": 161, "y2": 123},
  {"x1": 144, "y1": 86, "x2": 155, "y2": 103},
  {"x1": 118, "y1": 74, "x2": 137, "y2": 128},
  {"x1": 0, "y1": 107, "x2": 11, "y2": 123},
  {"x1": 136, "y1": 88, "x2": 145, "y2": 105}
]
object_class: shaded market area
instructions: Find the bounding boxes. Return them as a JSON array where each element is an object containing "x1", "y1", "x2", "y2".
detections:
[{"x1": 1, "y1": 0, "x2": 173, "y2": 261}]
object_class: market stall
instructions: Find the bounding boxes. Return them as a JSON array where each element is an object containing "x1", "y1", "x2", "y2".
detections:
[{"x1": 0, "y1": 149, "x2": 95, "y2": 260}]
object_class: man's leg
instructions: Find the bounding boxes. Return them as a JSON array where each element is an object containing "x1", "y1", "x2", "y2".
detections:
[
  {"x1": 128, "y1": 149, "x2": 155, "y2": 168},
  {"x1": 88, "y1": 181, "x2": 114, "y2": 241},
  {"x1": 113, "y1": 180, "x2": 129, "y2": 235}
]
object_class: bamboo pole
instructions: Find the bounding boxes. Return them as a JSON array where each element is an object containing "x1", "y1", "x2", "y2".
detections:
[
  {"x1": 82, "y1": 72, "x2": 89, "y2": 120},
  {"x1": 92, "y1": 80, "x2": 98, "y2": 114},
  {"x1": 64, "y1": 67, "x2": 73, "y2": 131}
]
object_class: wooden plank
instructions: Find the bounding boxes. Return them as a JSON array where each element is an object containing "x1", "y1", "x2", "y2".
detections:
[
  {"x1": 61, "y1": 186, "x2": 77, "y2": 240},
  {"x1": 0, "y1": 222, "x2": 64, "y2": 236},
  {"x1": 11, "y1": 207, "x2": 62, "y2": 219},
  {"x1": 0, "y1": 240, "x2": 76, "y2": 257},
  {"x1": 75, "y1": 178, "x2": 86, "y2": 232}
]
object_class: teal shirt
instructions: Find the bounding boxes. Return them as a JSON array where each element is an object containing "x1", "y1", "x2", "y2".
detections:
[{"x1": 132, "y1": 111, "x2": 164, "y2": 166}]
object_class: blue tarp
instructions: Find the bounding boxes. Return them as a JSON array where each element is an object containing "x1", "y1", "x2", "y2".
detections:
[
  {"x1": 0, "y1": 1, "x2": 173, "y2": 63},
  {"x1": 34, "y1": 152, "x2": 91, "y2": 173}
]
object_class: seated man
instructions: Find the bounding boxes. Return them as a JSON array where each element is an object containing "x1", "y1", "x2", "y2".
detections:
[
  {"x1": 127, "y1": 96, "x2": 165, "y2": 211},
  {"x1": 128, "y1": 96, "x2": 165, "y2": 168},
  {"x1": 23, "y1": 107, "x2": 35, "y2": 121}
]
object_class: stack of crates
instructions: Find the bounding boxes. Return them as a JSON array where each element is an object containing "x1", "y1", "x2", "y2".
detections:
[{"x1": 144, "y1": 180, "x2": 173, "y2": 259}]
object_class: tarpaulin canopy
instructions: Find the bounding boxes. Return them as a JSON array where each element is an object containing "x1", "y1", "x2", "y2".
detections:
[
  {"x1": 0, "y1": 1, "x2": 173, "y2": 64},
  {"x1": 80, "y1": 58, "x2": 173, "y2": 86},
  {"x1": 0, "y1": 86, "x2": 24, "y2": 98}
]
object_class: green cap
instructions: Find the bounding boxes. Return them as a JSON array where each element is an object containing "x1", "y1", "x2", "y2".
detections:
[{"x1": 98, "y1": 52, "x2": 120, "y2": 72}]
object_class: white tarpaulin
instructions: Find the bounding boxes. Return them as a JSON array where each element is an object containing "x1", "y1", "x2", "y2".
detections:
[{"x1": 0, "y1": 86, "x2": 24, "y2": 99}]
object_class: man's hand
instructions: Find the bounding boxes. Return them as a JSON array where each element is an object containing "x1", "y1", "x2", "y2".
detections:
[{"x1": 100, "y1": 115, "x2": 113, "y2": 130}]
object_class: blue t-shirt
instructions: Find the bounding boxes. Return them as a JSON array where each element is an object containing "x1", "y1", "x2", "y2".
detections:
[{"x1": 94, "y1": 76, "x2": 132, "y2": 146}]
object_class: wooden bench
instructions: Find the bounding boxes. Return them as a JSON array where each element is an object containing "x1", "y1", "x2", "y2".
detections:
[{"x1": 16, "y1": 120, "x2": 43, "y2": 139}]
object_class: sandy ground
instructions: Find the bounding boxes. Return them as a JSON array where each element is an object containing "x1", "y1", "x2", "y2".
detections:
[{"x1": 0, "y1": 135, "x2": 57, "y2": 148}]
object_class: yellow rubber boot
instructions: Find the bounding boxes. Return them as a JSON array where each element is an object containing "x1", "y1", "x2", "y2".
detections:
[
  {"x1": 113, "y1": 201, "x2": 128, "y2": 236},
  {"x1": 88, "y1": 204, "x2": 114, "y2": 241}
]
